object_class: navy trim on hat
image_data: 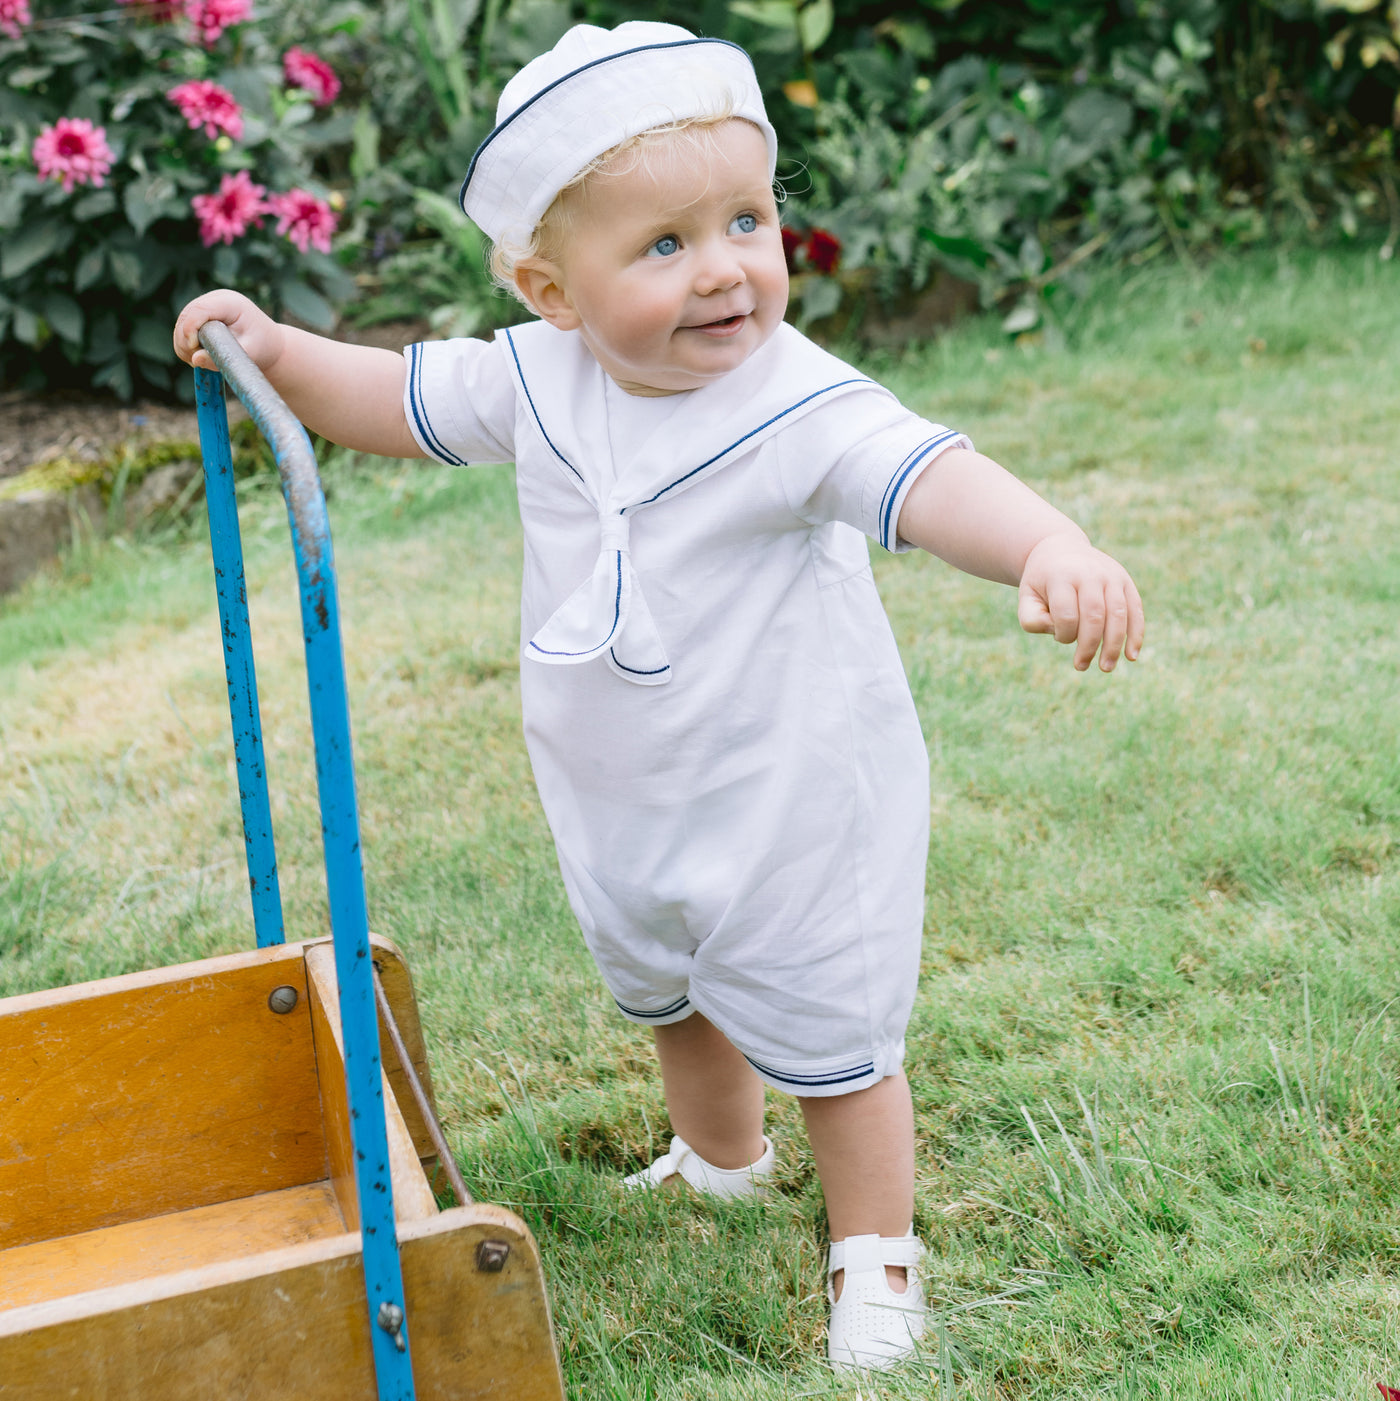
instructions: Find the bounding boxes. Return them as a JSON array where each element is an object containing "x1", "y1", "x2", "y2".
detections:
[{"x1": 460, "y1": 37, "x2": 751, "y2": 216}]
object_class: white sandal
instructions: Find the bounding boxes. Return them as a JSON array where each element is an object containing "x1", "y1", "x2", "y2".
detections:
[
  {"x1": 621, "y1": 1133, "x2": 775, "y2": 1199},
  {"x1": 827, "y1": 1232, "x2": 926, "y2": 1371}
]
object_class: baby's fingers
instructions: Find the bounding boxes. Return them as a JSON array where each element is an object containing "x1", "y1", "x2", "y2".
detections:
[
  {"x1": 1017, "y1": 587, "x2": 1055, "y2": 635},
  {"x1": 1071, "y1": 582, "x2": 1107, "y2": 671},
  {"x1": 1096, "y1": 585, "x2": 1130, "y2": 671},
  {"x1": 1126, "y1": 577, "x2": 1145, "y2": 661}
]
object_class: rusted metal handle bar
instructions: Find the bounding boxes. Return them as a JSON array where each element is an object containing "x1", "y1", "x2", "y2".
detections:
[
  {"x1": 372, "y1": 965, "x2": 473, "y2": 1208},
  {"x1": 193, "y1": 320, "x2": 418, "y2": 1401}
]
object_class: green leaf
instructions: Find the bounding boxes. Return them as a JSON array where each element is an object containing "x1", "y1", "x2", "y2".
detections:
[
  {"x1": 123, "y1": 176, "x2": 178, "y2": 236},
  {"x1": 351, "y1": 104, "x2": 381, "y2": 181},
  {"x1": 1002, "y1": 299, "x2": 1041, "y2": 334},
  {"x1": 279, "y1": 278, "x2": 336, "y2": 330},
  {"x1": 1063, "y1": 91, "x2": 1134, "y2": 150},
  {"x1": 212, "y1": 246, "x2": 239, "y2": 283},
  {"x1": 919, "y1": 229, "x2": 991, "y2": 268},
  {"x1": 72, "y1": 189, "x2": 118, "y2": 221},
  {"x1": 0, "y1": 182, "x2": 25, "y2": 230},
  {"x1": 1, "y1": 219, "x2": 73, "y2": 279},
  {"x1": 800, "y1": 274, "x2": 842, "y2": 324},
  {"x1": 798, "y1": 0, "x2": 834, "y2": 53},
  {"x1": 134, "y1": 246, "x2": 173, "y2": 300},
  {"x1": 74, "y1": 246, "x2": 105, "y2": 293},
  {"x1": 12, "y1": 305, "x2": 43, "y2": 347},
  {"x1": 729, "y1": 0, "x2": 798, "y2": 30},
  {"x1": 42, "y1": 293, "x2": 83, "y2": 345},
  {"x1": 108, "y1": 247, "x2": 144, "y2": 293},
  {"x1": 92, "y1": 353, "x2": 133, "y2": 402},
  {"x1": 7, "y1": 66, "x2": 54, "y2": 89},
  {"x1": 130, "y1": 317, "x2": 173, "y2": 363},
  {"x1": 86, "y1": 310, "x2": 121, "y2": 362}
]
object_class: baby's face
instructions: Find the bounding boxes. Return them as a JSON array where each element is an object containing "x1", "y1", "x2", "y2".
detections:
[{"x1": 552, "y1": 120, "x2": 788, "y2": 394}]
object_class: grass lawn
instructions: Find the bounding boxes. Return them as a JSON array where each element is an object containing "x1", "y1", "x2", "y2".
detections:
[{"x1": 2, "y1": 245, "x2": 1399, "y2": 1398}]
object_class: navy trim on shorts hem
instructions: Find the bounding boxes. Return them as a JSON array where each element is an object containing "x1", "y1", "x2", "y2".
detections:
[
  {"x1": 742, "y1": 1055, "x2": 876, "y2": 1089},
  {"x1": 615, "y1": 994, "x2": 692, "y2": 1020}
]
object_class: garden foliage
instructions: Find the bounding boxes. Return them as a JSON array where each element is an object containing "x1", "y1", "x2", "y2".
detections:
[
  {"x1": 0, "y1": 0, "x2": 354, "y2": 398},
  {"x1": 3, "y1": 0, "x2": 1400, "y2": 395}
]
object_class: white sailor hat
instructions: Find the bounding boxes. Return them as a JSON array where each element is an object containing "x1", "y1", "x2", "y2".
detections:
[{"x1": 459, "y1": 21, "x2": 778, "y2": 249}]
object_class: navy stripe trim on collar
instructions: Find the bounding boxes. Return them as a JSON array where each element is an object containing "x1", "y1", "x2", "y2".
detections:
[
  {"x1": 406, "y1": 342, "x2": 467, "y2": 466},
  {"x1": 625, "y1": 377, "x2": 871, "y2": 514},
  {"x1": 609, "y1": 648, "x2": 670, "y2": 677},
  {"x1": 527, "y1": 551, "x2": 624, "y2": 657},
  {"x1": 461, "y1": 38, "x2": 750, "y2": 212},
  {"x1": 615, "y1": 994, "x2": 692, "y2": 1020},
  {"x1": 878, "y1": 429, "x2": 962, "y2": 551},
  {"x1": 743, "y1": 1055, "x2": 876, "y2": 1089},
  {"x1": 506, "y1": 327, "x2": 585, "y2": 483}
]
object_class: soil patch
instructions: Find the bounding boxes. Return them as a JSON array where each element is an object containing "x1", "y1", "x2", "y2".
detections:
[{"x1": 0, "y1": 318, "x2": 432, "y2": 482}]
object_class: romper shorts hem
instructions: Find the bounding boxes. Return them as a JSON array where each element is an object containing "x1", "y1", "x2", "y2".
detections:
[
  {"x1": 612, "y1": 982, "x2": 908, "y2": 1098},
  {"x1": 732, "y1": 1037, "x2": 907, "y2": 1099},
  {"x1": 612, "y1": 993, "x2": 697, "y2": 1026}
]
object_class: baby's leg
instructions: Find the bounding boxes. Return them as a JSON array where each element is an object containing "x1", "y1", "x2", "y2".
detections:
[
  {"x1": 653, "y1": 1011, "x2": 766, "y2": 1168},
  {"x1": 800, "y1": 1071, "x2": 915, "y2": 1297}
]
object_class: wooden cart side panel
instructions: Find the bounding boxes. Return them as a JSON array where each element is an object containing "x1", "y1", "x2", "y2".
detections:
[
  {"x1": 368, "y1": 933, "x2": 440, "y2": 1163},
  {"x1": 303, "y1": 943, "x2": 437, "y2": 1225},
  {"x1": 0, "y1": 1182, "x2": 345, "y2": 1311},
  {"x1": 0, "y1": 1205, "x2": 565, "y2": 1401},
  {"x1": 0, "y1": 944, "x2": 325, "y2": 1251}
]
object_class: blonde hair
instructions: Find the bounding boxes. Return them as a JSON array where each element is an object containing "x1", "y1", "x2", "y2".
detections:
[{"x1": 489, "y1": 106, "x2": 755, "y2": 301}]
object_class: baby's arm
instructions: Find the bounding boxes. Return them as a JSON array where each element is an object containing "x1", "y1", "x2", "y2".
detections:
[
  {"x1": 173, "y1": 290, "x2": 425, "y2": 460},
  {"x1": 896, "y1": 447, "x2": 1144, "y2": 672}
]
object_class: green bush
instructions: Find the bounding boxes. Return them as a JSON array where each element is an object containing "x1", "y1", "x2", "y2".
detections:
[
  {"x1": 335, "y1": 0, "x2": 1400, "y2": 336},
  {"x1": 0, "y1": 0, "x2": 356, "y2": 398},
  {"x1": 736, "y1": 0, "x2": 1400, "y2": 314}
]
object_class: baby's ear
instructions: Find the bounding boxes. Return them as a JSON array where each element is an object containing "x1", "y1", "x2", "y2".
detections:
[{"x1": 514, "y1": 259, "x2": 580, "y2": 331}]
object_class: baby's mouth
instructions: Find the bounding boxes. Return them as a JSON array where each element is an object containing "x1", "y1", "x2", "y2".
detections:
[{"x1": 685, "y1": 312, "x2": 749, "y2": 335}]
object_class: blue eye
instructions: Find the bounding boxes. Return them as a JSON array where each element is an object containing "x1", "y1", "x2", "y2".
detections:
[
  {"x1": 647, "y1": 234, "x2": 680, "y2": 257},
  {"x1": 730, "y1": 213, "x2": 758, "y2": 235}
]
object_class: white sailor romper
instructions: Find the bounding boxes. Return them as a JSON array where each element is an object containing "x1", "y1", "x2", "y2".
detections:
[{"x1": 404, "y1": 321, "x2": 970, "y2": 1096}]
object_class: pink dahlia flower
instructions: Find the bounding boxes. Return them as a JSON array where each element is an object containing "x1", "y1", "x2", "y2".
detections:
[
  {"x1": 191, "y1": 170, "x2": 267, "y2": 246},
  {"x1": 168, "y1": 80, "x2": 244, "y2": 140},
  {"x1": 0, "y1": 0, "x2": 32, "y2": 40},
  {"x1": 32, "y1": 118, "x2": 115, "y2": 194},
  {"x1": 187, "y1": 0, "x2": 251, "y2": 47},
  {"x1": 282, "y1": 47, "x2": 340, "y2": 107},
  {"x1": 268, "y1": 188, "x2": 337, "y2": 254}
]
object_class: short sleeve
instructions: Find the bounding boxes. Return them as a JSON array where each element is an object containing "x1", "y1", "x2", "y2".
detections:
[
  {"x1": 402, "y1": 335, "x2": 517, "y2": 466},
  {"x1": 776, "y1": 387, "x2": 972, "y2": 553}
]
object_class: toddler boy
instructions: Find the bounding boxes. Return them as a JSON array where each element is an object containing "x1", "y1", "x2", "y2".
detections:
[{"x1": 175, "y1": 20, "x2": 1143, "y2": 1371}]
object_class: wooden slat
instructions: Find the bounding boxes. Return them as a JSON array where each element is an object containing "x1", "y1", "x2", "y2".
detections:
[
  {"x1": 0, "y1": 1204, "x2": 565, "y2": 1400},
  {"x1": 0, "y1": 1182, "x2": 345, "y2": 1310},
  {"x1": 303, "y1": 943, "x2": 437, "y2": 1226},
  {"x1": 0, "y1": 944, "x2": 326, "y2": 1250},
  {"x1": 368, "y1": 933, "x2": 441, "y2": 1165}
]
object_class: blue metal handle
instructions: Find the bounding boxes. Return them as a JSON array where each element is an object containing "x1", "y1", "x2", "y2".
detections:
[
  {"x1": 193, "y1": 321, "x2": 417, "y2": 1401},
  {"x1": 194, "y1": 367, "x2": 284, "y2": 947}
]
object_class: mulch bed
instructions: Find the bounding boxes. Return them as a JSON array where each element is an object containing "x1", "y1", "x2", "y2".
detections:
[{"x1": 0, "y1": 318, "x2": 431, "y2": 483}]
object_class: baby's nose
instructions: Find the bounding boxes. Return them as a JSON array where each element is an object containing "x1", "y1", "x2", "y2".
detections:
[{"x1": 693, "y1": 242, "x2": 745, "y2": 294}]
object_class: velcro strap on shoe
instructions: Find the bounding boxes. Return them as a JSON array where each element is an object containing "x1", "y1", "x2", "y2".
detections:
[
  {"x1": 829, "y1": 1232, "x2": 924, "y2": 1276},
  {"x1": 676, "y1": 1134, "x2": 775, "y2": 1198}
]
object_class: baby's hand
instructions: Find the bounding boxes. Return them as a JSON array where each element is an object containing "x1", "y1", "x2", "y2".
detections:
[
  {"x1": 1017, "y1": 531, "x2": 1145, "y2": 672},
  {"x1": 173, "y1": 289, "x2": 284, "y2": 373}
]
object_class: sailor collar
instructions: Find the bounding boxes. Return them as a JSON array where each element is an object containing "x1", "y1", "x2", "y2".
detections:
[{"x1": 500, "y1": 319, "x2": 886, "y2": 686}]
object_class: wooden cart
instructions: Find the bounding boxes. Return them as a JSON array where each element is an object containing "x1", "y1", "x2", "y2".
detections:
[{"x1": 0, "y1": 325, "x2": 563, "y2": 1400}]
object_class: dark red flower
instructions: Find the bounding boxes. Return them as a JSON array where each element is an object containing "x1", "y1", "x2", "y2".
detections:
[
  {"x1": 805, "y1": 227, "x2": 842, "y2": 275},
  {"x1": 1376, "y1": 1385, "x2": 1400, "y2": 1400},
  {"x1": 781, "y1": 225, "x2": 803, "y2": 272}
]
